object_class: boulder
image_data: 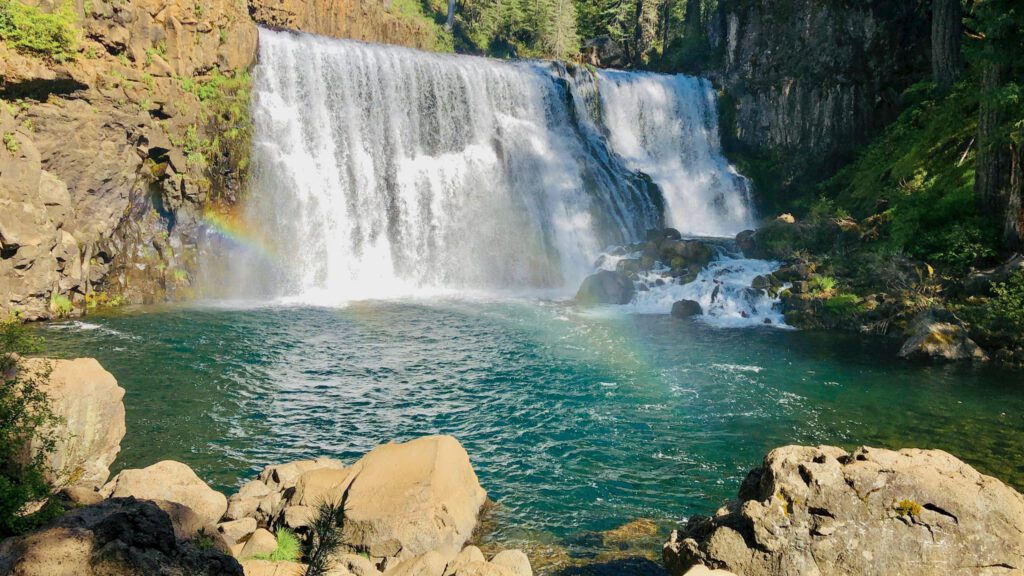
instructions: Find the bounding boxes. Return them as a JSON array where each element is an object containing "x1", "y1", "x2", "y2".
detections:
[
  {"x1": 218, "y1": 517, "x2": 258, "y2": 544},
  {"x1": 382, "y1": 551, "x2": 448, "y2": 576},
  {"x1": 259, "y1": 456, "x2": 345, "y2": 492},
  {"x1": 0, "y1": 497, "x2": 243, "y2": 576},
  {"x1": 100, "y1": 460, "x2": 228, "y2": 525},
  {"x1": 16, "y1": 357, "x2": 125, "y2": 489},
  {"x1": 664, "y1": 445, "x2": 1024, "y2": 576},
  {"x1": 240, "y1": 528, "x2": 278, "y2": 560},
  {"x1": 239, "y1": 559, "x2": 307, "y2": 576},
  {"x1": 671, "y1": 300, "x2": 703, "y2": 318},
  {"x1": 343, "y1": 436, "x2": 487, "y2": 560},
  {"x1": 575, "y1": 270, "x2": 635, "y2": 306},
  {"x1": 293, "y1": 466, "x2": 351, "y2": 506},
  {"x1": 490, "y1": 550, "x2": 531, "y2": 576},
  {"x1": 334, "y1": 553, "x2": 383, "y2": 576},
  {"x1": 683, "y1": 568, "x2": 737, "y2": 576},
  {"x1": 898, "y1": 308, "x2": 988, "y2": 362},
  {"x1": 444, "y1": 547, "x2": 486, "y2": 575},
  {"x1": 580, "y1": 35, "x2": 627, "y2": 68}
]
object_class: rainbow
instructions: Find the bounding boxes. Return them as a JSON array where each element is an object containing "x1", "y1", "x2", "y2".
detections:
[{"x1": 199, "y1": 209, "x2": 279, "y2": 265}]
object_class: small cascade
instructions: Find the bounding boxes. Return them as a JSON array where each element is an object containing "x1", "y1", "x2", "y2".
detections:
[{"x1": 630, "y1": 255, "x2": 789, "y2": 328}]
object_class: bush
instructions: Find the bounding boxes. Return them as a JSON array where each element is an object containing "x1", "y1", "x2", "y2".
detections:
[
  {"x1": 0, "y1": 316, "x2": 61, "y2": 537},
  {"x1": 963, "y1": 271, "x2": 1024, "y2": 345},
  {"x1": 0, "y1": 0, "x2": 78, "y2": 62},
  {"x1": 304, "y1": 495, "x2": 350, "y2": 576}
]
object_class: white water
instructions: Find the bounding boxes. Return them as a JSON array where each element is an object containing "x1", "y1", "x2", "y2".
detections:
[
  {"x1": 597, "y1": 71, "x2": 755, "y2": 237},
  {"x1": 631, "y1": 256, "x2": 789, "y2": 328},
  {"x1": 225, "y1": 29, "x2": 757, "y2": 306}
]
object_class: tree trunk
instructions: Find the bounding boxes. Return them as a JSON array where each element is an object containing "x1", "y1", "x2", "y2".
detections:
[
  {"x1": 931, "y1": 0, "x2": 963, "y2": 91},
  {"x1": 632, "y1": 0, "x2": 646, "y2": 66},
  {"x1": 446, "y1": 0, "x2": 456, "y2": 30},
  {"x1": 1006, "y1": 138, "x2": 1024, "y2": 250},
  {"x1": 976, "y1": 50, "x2": 1011, "y2": 222},
  {"x1": 684, "y1": 0, "x2": 701, "y2": 39},
  {"x1": 660, "y1": 0, "x2": 673, "y2": 52}
]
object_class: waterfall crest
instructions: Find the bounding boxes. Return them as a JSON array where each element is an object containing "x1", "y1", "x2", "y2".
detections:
[{"x1": 222, "y1": 30, "x2": 753, "y2": 303}]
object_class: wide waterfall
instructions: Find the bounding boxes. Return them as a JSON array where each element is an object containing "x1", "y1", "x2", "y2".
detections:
[{"x1": 222, "y1": 29, "x2": 753, "y2": 302}]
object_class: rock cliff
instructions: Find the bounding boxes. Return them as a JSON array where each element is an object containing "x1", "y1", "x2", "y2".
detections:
[
  {"x1": 1, "y1": 0, "x2": 257, "y2": 320},
  {"x1": 706, "y1": 0, "x2": 931, "y2": 209}
]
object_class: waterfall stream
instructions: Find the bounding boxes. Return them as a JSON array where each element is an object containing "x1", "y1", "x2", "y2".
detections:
[{"x1": 219, "y1": 29, "x2": 756, "y2": 304}]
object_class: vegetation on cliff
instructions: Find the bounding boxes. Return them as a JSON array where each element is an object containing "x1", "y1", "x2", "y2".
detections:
[
  {"x1": 0, "y1": 318, "x2": 60, "y2": 536},
  {"x1": 0, "y1": 0, "x2": 77, "y2": 62}
]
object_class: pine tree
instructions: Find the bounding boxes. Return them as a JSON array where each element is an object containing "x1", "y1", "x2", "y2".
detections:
[{"x1": 931, "y1": 0, "x2": 963, "y2": 92}]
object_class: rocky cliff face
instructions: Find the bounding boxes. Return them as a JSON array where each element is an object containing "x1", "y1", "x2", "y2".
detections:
[
  {"x1": 706, "y1": 0, "x2": 930, "y2": 209},
  {"x1": 248, "y1": 0, "x2": 442, "y2": 50},
  {"x1": 0, "y1": 0, "x2": 257, "y2": 320}
]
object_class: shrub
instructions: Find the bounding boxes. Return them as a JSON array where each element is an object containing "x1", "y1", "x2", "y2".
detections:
[
  {"x1": 0, "y1": 316, "x2": 62, "y2": 536},
  {"x1": 963, "y1": 271, "x2": 1024, "y2": 345},
  {"x1": 3, "y1": 132, "x2": 17, "y2": 153},
  {"x1": 49, "y1": 293, "x2": 73, "y2": 317},
  {"x1": 0, "y1": 0, "x2": 78, "y2": 62},
  {"x1": 811, "y1": 275, "x2": 837, "y2": 294},
  {"x1": 895, "y1": 499, "x2": 922, "y2": 517},
  {"x1": 270, "y1": 528, "x2": 301, "y2": 562},
  {"x1": 304, "y1": 493, "x2": 350, "y2": 576}
]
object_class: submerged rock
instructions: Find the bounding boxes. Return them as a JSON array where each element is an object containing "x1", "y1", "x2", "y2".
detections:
[
  {"x1": 575, "y1": 270, "x2": 635, "y2": 305},
  {"x1": 0, "y1": 497, "x2": 243, "y2": 576},
  {"x1": 671, "y1": 300, "x2": 703, "y2": 319},
  {"x1": 663, "y1": 445, "x2": 1024, "y2": 576},
  {"x1": 898, "y1": 308, "x2": 988, "y2": 362}
]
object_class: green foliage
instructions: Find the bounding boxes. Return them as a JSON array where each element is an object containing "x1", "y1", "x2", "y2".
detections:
[
  {"x1": 0, "y1": 0, "x2": 78, "y2": 61},
  {"x1": 963, "y1": 271, "x2": 1024, "y2": 346},
  {"x1": 253, "y1": 528, "x2": 301, "y2": 562},
  {"x1": 458, "y1": 0, "x2": 580, "y2": 59},
  {"x1": 0, "y1": 317, "x2": 61, "y2": 537},
  {"x1": 49, "y1": 294, "x2": 72, "y2": 318},
  {"x1": 304, "y1": 493, "x2": 350, "y2": 576},
  {"x1": 387, "y1": 0, "x2": 454, "y2": 52},
  {"x1": 3, "y1": 132, "x2": 18, "y2": 153},
  {"x1": 811, "y1": 275, "x2": 837, "y2": 294}
]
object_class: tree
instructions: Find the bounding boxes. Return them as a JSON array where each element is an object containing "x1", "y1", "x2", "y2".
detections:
[{"x1": 932, "y1": 0, "x2": 963, "y2": 91}]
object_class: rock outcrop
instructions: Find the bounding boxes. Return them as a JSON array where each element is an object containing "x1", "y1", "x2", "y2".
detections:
[
  {"x1": 575, "y1": 270, "x2": 635, "y2": 305},
  {"x1": 664, "y1": 445, "x2": 1024, "y2": 576},
  {"x1": 248, "y1": 0, "x2": 442, "y2": 50},
  {"x1": 0, "y1": 0, "x2": 258, "y2": 319},
  {"x1": 16, "y1": 357, "x2": 125, "y2": 489},
  {"x1": 0, "y1": 497, "x2": 243, "y2": 576},
  {"x1": 100, "y1": 460, "x2": 228, "y2": 525},
  {"x1": 671, "y1": 299, "x2": 702, "y2": 318},
  {"x1": 899, "y1": 308, "x2": 989, "y2": 362},
  {"x1": 706, "y1": 0, "x2": 930, "y2": 198}
]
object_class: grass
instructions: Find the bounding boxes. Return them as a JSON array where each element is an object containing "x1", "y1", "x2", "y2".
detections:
[
  {"x1": 0, "y1": 0, "x2": 78, "y2": 61},
  {"x1": 3, "y1": 132, "x2": 17, "y2": 153},
  {"x1": 49, "y1": 294, "x2": 72, "y2": 318},
  {"x1": 253, "y1": 528, "x2": 301, "y2": 563}
]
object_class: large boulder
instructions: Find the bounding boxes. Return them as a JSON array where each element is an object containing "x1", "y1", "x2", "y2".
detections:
[
  {"x1": 671, "y1": 300, "x2": 703, "y2": 319},
  {"x1": 342, "y1": 436, "x2": 487, "y2": 560},
  {"x1": 100, "y1": 460, "x2": 228, "y2": 525},
  {"x1": 664, "y1": 445, "x2": 1024, "y2": 576},
  {"x1": 0, "y1": 497, "x2": 243, "y2": 576},
  {"x1": 898, "y1": 308, "x2": 988, "y2": 362},
  {"x1": 575, "y1": 270, "x2": 635, "y2": 306},
  {"x1": 16, "y1": 358, "x2": 125, "y2": 489}
]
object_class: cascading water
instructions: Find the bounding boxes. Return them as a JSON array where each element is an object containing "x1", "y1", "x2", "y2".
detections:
[
  {"x1": 218, "y1": 29, "x2": 759, "y2": 306},
  {"x1": 595, "y1": 71, "x2": 755, "y2": 237}
]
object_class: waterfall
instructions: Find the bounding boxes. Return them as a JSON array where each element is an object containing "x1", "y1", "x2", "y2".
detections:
[
  {"x1": 595, "y1": 71, "x2": 755, "y2": 237},
  {"x1": 220, "y1": 29, "x2": 754, "y2": 303}
]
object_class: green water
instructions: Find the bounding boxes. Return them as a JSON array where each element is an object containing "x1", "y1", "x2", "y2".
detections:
[{"x1": 38, "y1": 300, "x2": 1024, "y2": 558}]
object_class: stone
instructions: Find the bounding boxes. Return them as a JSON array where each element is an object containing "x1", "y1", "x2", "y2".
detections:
[
  {"x1": 333, "y1": 553, "x2": 383, "y2": 576},
  {"x1": 580, "y1": 35, "x2": 627, "y2": 68},
  {"x1": 100, "y1": 460, "x2": 228, "y2": 525},
  {"x1": 446, "y1": 562, "x2": 516, "y2": 576},
  {"x1": 343, "y1": 436, "x2": 487, "y2": 559},
  {"x1": 0, "y1": 497, "x2": 243, "y2": 576},
  {"x1": 682, "y1": 568, "x2": 737, "y2": 576},
  {"x1": 671, "y1": 300, "x2": 703, "y2": 318},
  {"x1": 663, "y1": 445, "x2": 1024, "y2": 576},
  {"x1": 240, "y1": 559, "x2": 307, "y2": 576},
  {"x1": 16, "y1": 357, "x2": 125, "y2": 489},
  {"x1": 490, "y1": 550, "x2": 531, "y2": 576},
  {"x1": 59, "y1": 485, "x2": 104, "y2": 506},
  {"x1": 898, "y1": 308, "x2": 988, "y2": 362},
  {"x1": 219, "y1": 517, "x2": 258, "y2": 544},
  {"x1": 283, "y1": 505, "x2": 315, "y2": 529},
  {"x1": 575, "y1": 270, "x2": 635, "y2": 306},
  {"x1": 240, "y1": 528, "x2": 278, "y2": 560},
  {"x1": 293, "y1": 466, "x2": 352, "y2": 506},
  {"x1": 443, "y1": 546, "x2": 486, "y2": 576},
  {"x1": 382, "y1": 551, "x2": 448, "y2": 576}
]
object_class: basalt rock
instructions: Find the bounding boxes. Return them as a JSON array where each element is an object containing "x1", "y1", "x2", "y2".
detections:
[
  {"x1": 576, "y1": 270, "x2": 636, "y2": 306},
  {"x1": 671, "y1": 300, "x2": 703, "y2": 319},
  {"x1": 664, "y1": 445, "x2": 1024, "y2": 576},
  {"x1": 249, "y1": 0, "x2": 441, "y2": 50},
  {"x1": 0, "y1": 497, "x2": 243, "y2": 576}
]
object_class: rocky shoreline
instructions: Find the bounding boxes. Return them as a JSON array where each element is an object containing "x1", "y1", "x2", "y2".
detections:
[{"x1": 3, "y1": 356, "x2": 1022, "y2": 576}]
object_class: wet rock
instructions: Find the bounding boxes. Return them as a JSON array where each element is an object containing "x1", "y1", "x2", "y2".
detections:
[
  {"x1": 15, "y1": 358, "x2": 125, "y2": 489},
  {"x1": 663, "y1": 445, "x2": 1024, "y2": 576},
  {"x1": 100, "y1": 460, "x2": 228, "y2": 525},
  {"x1": 898, "y1": 308, "x2": 988, "y2": 362},
  {"x1": 576, "y1": 270, "x2": 636, "y2": 306},
  {"x1": 671, "y1": 300, "x2": 703, "y2": 319},
  {"x1": 580, "y1": 36, "x2": 627, "y2": 68},
  {"x1": 0, "y1": 497, "x2": 243, "y2": 576}
]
